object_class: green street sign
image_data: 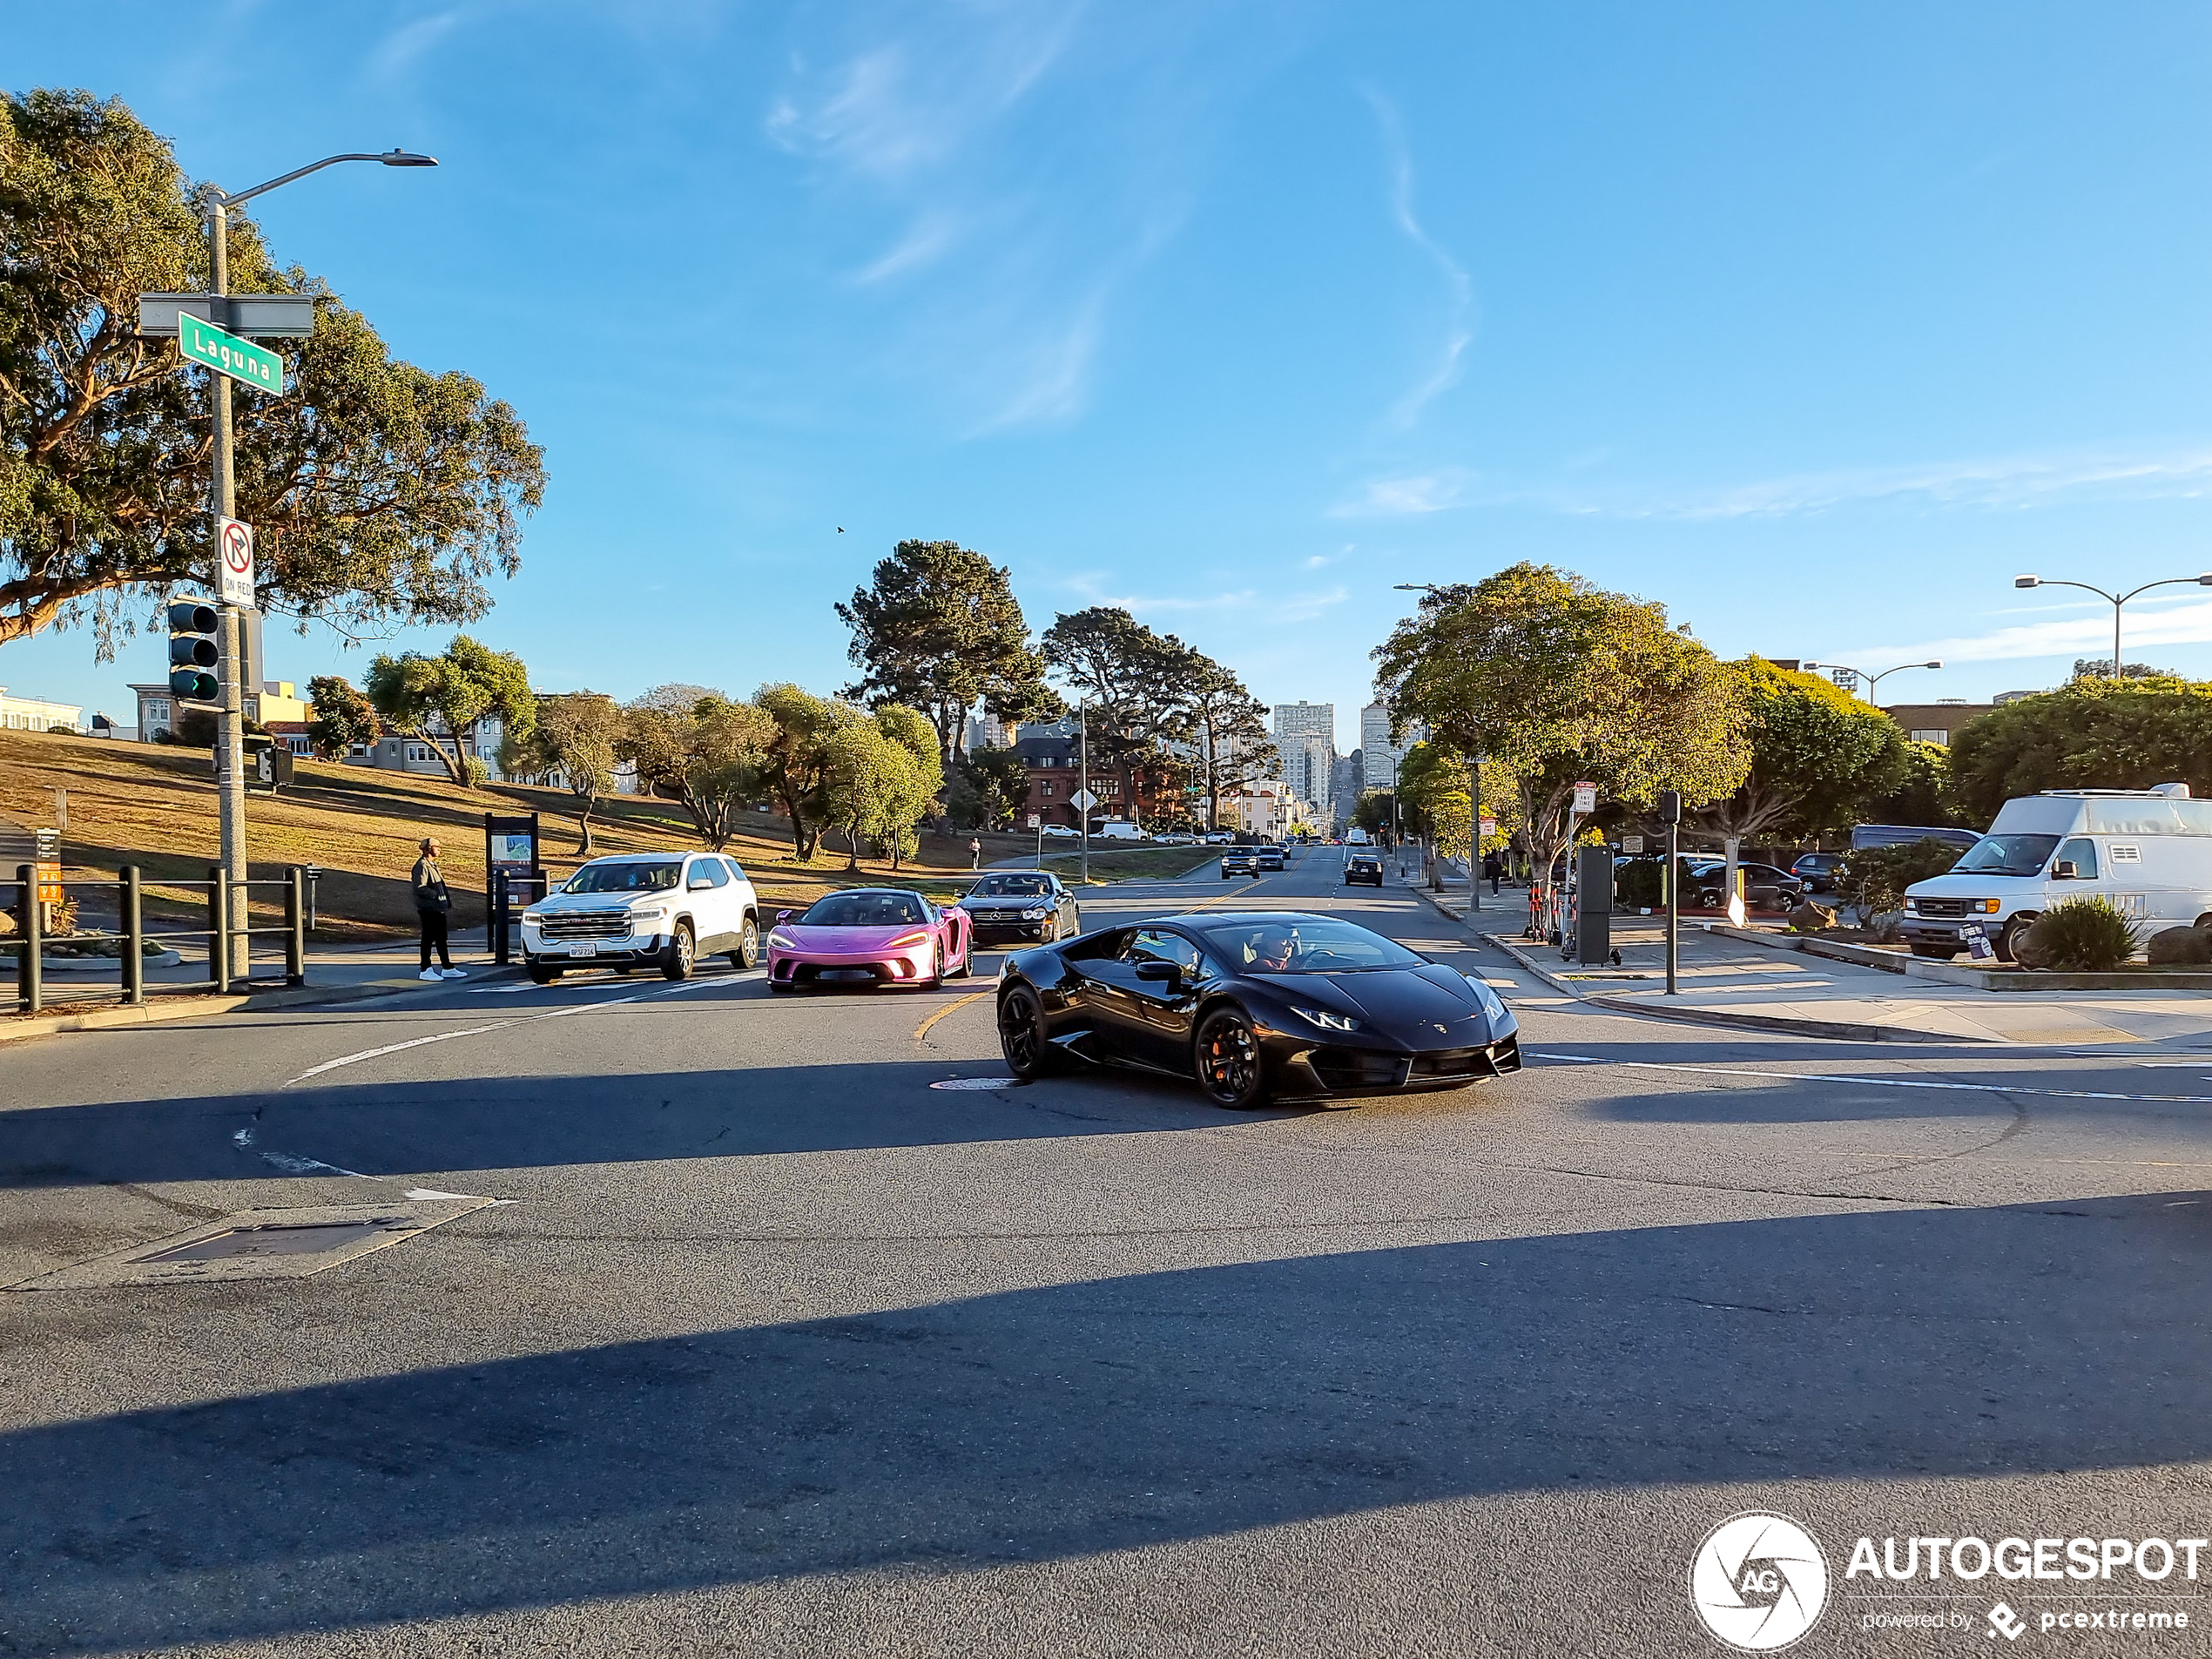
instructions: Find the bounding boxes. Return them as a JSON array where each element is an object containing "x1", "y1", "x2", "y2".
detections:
[{"x1": 179, "y1": 311, "x2": 284, "y2": 395}]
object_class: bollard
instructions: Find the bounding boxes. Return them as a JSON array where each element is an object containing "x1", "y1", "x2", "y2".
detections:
[
  {"x1": 17, "y1": 864, "x2": 41, "y2": 1015},
  {"x1": 286, "y1": 867, "x2": 306, "y2": 985},
  {"x1": 209, "y1": 866, "x2": 231, "y2": 995},
  {"x1": 492, "y1": 869, "x2": 509, "y2": 966},
  {"x1": 120, "y1": 866, "x2": 144, "y2": 1007}
]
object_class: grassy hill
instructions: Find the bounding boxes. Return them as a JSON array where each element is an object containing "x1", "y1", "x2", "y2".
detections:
[{"x1": 0, "y1": 729, "x2": 1064, "y2": 940}]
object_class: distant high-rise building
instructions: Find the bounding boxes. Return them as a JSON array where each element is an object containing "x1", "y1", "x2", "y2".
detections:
[
  {"x1": 1272, "y1": 702, "x2": 1336, "y2": 809},
  {"x1": 1360, "y1": 700, "x2": 1425, "y2": 786}
]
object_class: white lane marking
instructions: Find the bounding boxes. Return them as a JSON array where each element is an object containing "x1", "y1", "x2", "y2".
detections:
[
  {"x1": 282, "y1": 976, "x2": 730, "y2": 1087},
  {"x1": 232, "y1": 1123, "x2": 366, "y2": 1178},
  {"x1": 466, "y1": 968, "x2": 767, "y2": 995},
  {"x1": 1531, "y1": 1052, "x2": 2212, "y2": 1105}
]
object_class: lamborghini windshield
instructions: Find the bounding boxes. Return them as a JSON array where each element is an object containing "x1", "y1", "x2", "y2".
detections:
[{"x1": 1194, "y1": 918, "x2": 1425, "y2": 974}]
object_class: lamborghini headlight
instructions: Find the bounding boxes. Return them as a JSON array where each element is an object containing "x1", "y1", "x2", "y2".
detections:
[{"x1": 1291, "y1": 1006, "x2": 1360, "y2": 1032}]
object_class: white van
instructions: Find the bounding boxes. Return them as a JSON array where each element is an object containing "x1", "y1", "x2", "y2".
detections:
[
  {"x1": 1090, "y1": 819, "x2": 1147, "y2": 841},
  {"x1": 1900, "y1": 785, "x2": 2212, "y2": 961},
  {"x1": 1345, "y1": 826, "x2": 1370, "y2": 845}
]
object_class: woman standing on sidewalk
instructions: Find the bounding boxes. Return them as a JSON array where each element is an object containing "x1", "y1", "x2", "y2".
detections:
[{"x1": 412, "y1": 837, "x2": 465, "y2": 981}]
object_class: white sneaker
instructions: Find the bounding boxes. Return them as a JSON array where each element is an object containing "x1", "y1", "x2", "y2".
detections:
[
  {"x1": 440, "y1": 967, "x2": 468, "y2": 979},
  {"x1": 417, "y1": 968, "x2": 443, "y2": 981}
]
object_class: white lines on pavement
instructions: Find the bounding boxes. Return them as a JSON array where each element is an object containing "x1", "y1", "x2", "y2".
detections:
[
  {"x1": 282, "y1": 976, "x2": 734, "y2": 1087},
  {"x1": 1532, "y1": 1052, "x2": 2212, "y2": 1105},
  {"x1": 232, "y1": 1123, "x2": 366, "y2": 1178}
]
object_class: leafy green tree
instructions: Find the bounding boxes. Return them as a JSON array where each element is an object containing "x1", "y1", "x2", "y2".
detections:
[
  {"x1": 820, "y1": 704, "x2": 943, "y2": 871},
  {"x1": 950, "y1": 746, "x2": 1029, "y2": 830},
  {"x1": 364, "y1": 635, "x2": 535, "y2": 786},
  {"x1": 836, "y1": 541, "x2": 1057, "y2": 760},
  {"x1": 615, "y1": 686, "x2": 774, "y2": 851},
  {"x1": 0, "y1": 90, "x2": 544, "y2": 653},
  {"x1": 504, "y1": 691, "x2": 624, "y2": 853},
  {"x1": 754, "y1": 684, "x2": 853, "y2": 861},
  {"x1": 1946, "y1": 677, "x2": 2212, "y2": 825},
  {"x1": 1372, "y1": 563, "x2": 1747, "y2": 903},
  {"x1": 305, "y1": 674, "x2": 378, "y2": 759},
  {"x1": 1185, "y1": 657, "x2": 1276, "y2": 830},
  {"x1": 1688, "y1": 658, "x2": 1905, "y2": 846},
  {"x1": 1865, "y1": 739, "x2": 1954, "y2": 827},
  {"x1": 1041, "y1": 606, "x2": 1205, "y2": 825}
]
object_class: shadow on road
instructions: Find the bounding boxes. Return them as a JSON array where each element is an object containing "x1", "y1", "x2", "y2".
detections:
[
  {"x1": 0, "y1": 1061, "x2": 1314, "y2": 1191},
  {"x1": 3, "y1": 1192, "x2": 2209, "y2": 1654}
]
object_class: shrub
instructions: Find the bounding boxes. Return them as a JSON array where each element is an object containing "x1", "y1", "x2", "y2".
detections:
[
  {"x1": 2023, "y1": 896, "x2": 2137, "y2": 972},
  {"x1": 1838, "y1": 838, "x2": 1962, "y2": 922}
]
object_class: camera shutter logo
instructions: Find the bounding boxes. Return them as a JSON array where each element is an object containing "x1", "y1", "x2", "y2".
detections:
[{"x1": 1689, "y1": 1512, "x2": 1829, "y2": 1650}]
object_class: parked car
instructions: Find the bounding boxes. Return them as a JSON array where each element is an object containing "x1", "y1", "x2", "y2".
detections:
[
  {"x1": 1344, "y1": 850, "x2": 1384, "y2": 887},
  {"x1": 958, "y1": 870, "x2": 1082, "y2": 946},
  {"x1": 1686, "y1": 860, "x2": 1804, "y2": 909},
  {"x1": 766, "y1": 887, "x2": 974, "y2": 991},
  {"x1": 1257, "y1": 845, "x2": 1286, "y2": 871},
  {"x1": 1220, "y1": 846, "x2": 1259, "y2": 877},
  {"x1": 522, "y1": 852, "x2": 760, "y2": 983},
  {"x1": 1900, "y1": 784, "x2": 2212, "y2": 961},
  {"x1": 1851, "y1": 823, "x2": 1981, "y2": 852},
  {"x1": 1091, "y1": 819, "x2": 1147, "y2": 841},
  {"x1": 1203, "y1": 831, "x2": 1233, "y2": 844},
  {"x1": 1039, "y1": 824, "x2": 1081, "y2": 840},
  {"x1": 1791, "y1": 852, "x2": 1846, "y2": 893},
  {"x1": 995, "y1": 912, "x2": 1521, "y2": 1106}
]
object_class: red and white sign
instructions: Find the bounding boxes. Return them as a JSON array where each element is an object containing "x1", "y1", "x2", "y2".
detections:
[
  {"x1": 218, "y1": 516, "x2": 255, "y2": 607},
  {"x1": 1571, "y1": 781, "x2": 1596, "y2": 814}
]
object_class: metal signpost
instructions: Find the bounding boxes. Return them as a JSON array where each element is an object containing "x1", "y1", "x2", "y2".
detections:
[
  {"x1": 138, "y1": 148, "x2": 435, "y2": 981},
  {"x1": 1028, "y1": 813, "x2": 1042, "y2": 868},
  {"x1": 1659, "y1": 789, "x2": 1683, "y2": 995}
]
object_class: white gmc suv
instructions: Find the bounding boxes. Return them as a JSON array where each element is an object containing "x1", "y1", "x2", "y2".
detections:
[{"x1": 520, "y1": 852, "x2": 760, "y2": 983}]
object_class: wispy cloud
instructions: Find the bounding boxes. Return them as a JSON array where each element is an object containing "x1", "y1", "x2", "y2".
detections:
[
  {"x1": 368, "y1": 9, "x2": 465, "y2": 85},
  {"x1": 1831, "y1": 594, "x2": 2212, "y2": 668},
  {"x1": 1332, "y1": 469, "x2": 1472, "y2": 516},
  {"x1": 1060, "y1": 572, "x2": 1350, "y2": 628},
  {"x1": 1363, "y1": 88, "x2": 1474, "y2": 430},
  {"x1": 1336, "y1": 444, "x2": 2212, "y2": 520},
  {"x1": 851, "y1": 213, "x2": 960, "y2": 284}
]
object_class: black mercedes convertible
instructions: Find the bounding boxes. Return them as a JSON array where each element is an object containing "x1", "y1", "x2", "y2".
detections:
[{"x1": 995, "y1": 911, "x2": 1521, "y2": 1108}]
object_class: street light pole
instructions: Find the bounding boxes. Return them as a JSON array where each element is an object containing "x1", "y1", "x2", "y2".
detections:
[
  {"x1": 2011, "y1": 572, "x2": 2212, "y2": 679},
  {"x1": 205, "y1": 199, "x2": 248, "y2": 978},
  {"x1": 1800, "y1": 658, "x2": 1944, "y2": 703},
  {"x1": 1078, "y1": 698, "x2": 1090, "y2": 887},
  {"x1": 197, "y1": 149, "x2": 435, "y2": 978}
]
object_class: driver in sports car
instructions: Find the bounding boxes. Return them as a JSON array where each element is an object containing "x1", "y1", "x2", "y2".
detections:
[{"x1": 1251, "y1": 927, "x2": 1297, "y2": 972}]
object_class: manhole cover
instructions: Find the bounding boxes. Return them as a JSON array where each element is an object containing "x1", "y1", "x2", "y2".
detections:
[
  {"x1": 929, "y1": 1076, "x2": 1024, "y2": 1090},
  {"x1": 133, "y1": 1217, "x2": 407, "y2": 1264},
  {"x1": 5, "y1": 1197, "x2": 493, "y2": 1291}
]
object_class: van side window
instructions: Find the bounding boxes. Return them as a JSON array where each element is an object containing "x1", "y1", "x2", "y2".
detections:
[
  {"x1": 688, "y1": 858, "x2": 729, "y2": 888},
  {"x1": 2056, "y1": 838, "x2": 2097, "y2": 880}
]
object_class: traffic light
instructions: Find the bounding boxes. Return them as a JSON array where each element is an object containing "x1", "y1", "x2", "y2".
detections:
[{"x1": 168, "y1": 601, "x2": 219, "y2": 703}]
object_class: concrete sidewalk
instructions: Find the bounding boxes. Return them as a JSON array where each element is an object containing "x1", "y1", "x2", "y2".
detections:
[
  {"x1": 2, "y1": 936, "x2": 521, "y2": 1044},
  {"x1": 1482, "y1": 914, "x2": 2212, "y2": 1049}
]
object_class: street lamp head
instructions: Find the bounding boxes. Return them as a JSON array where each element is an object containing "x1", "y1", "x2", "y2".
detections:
[
  {"x1": 2014, "y1": 575, "x2": 2040, "y2": 588},
  {"x1": 1924, "y1": 660, "x2": 1943, "y2": 670},
  {"x1": 1800, "y1": 661, "x2": 1821, "y2": 671},
  {"x1": 379, "y1": 149, "x2": 439, "y2": 167},
  {"x1": 2198, "y1": 574, "x2": 2212, "y2": 586}
]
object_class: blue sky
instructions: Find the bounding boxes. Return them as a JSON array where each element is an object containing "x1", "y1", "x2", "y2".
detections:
[{"x1": 9, "y1": 2, "x2": 2212, "y2": 750}]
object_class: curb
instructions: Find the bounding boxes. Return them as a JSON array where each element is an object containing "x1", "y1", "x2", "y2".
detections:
[
  {"x1": 0, "y1": 967, "x2": 523, "y2": 1046},
  {"x1": 1472, "y1": 927, "x2": 1984, "y2": 1047}
]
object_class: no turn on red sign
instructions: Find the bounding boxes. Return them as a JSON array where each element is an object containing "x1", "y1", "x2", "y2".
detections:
[{"x1": 218, "y1": 516, "x2": 254, "y2": 607}]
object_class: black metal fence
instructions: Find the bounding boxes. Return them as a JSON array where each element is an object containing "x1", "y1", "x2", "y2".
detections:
[{"x1": 10, "y1": 864, "x2": 309, "y2": 1016}]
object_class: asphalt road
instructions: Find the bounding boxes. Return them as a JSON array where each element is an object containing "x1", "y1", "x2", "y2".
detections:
[{"x1": 2, "y1": 844, "x2": 2209, "y2": 1657}]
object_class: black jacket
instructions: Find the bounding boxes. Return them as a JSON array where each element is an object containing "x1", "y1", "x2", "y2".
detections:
[{"x1": 412, "y1": 856, "x2": 452, "y2": 913}]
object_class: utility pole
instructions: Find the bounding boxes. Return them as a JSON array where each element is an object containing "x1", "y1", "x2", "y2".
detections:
[
  {"x1": 1661, "y1": 789, "x2": 1682, "y2": 995},
  {"x1": 206, "y1": 198, "x2": 250, "y2": 980},
  {"x1": 1078, "y1": 699, "x2": 1090, "y2": 887}
]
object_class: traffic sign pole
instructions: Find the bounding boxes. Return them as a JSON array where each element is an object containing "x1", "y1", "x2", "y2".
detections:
[{"x1": 208, "y1": 200, "x2": 249, "y2": 981}]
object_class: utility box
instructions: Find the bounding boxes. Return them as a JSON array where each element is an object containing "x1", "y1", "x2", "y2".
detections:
[{"x1": 1575, "y1": 844, "x2": 1613, "y2": 965}]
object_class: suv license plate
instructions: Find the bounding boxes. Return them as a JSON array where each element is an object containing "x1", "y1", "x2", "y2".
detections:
[{"x1": 567, "y1": 943, "x2": 597, "y2": 957}]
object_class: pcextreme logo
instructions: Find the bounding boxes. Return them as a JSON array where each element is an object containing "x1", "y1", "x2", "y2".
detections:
[{"x1": 1689, "y1": 1512, "x2": 1831, "y2": 1651}]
